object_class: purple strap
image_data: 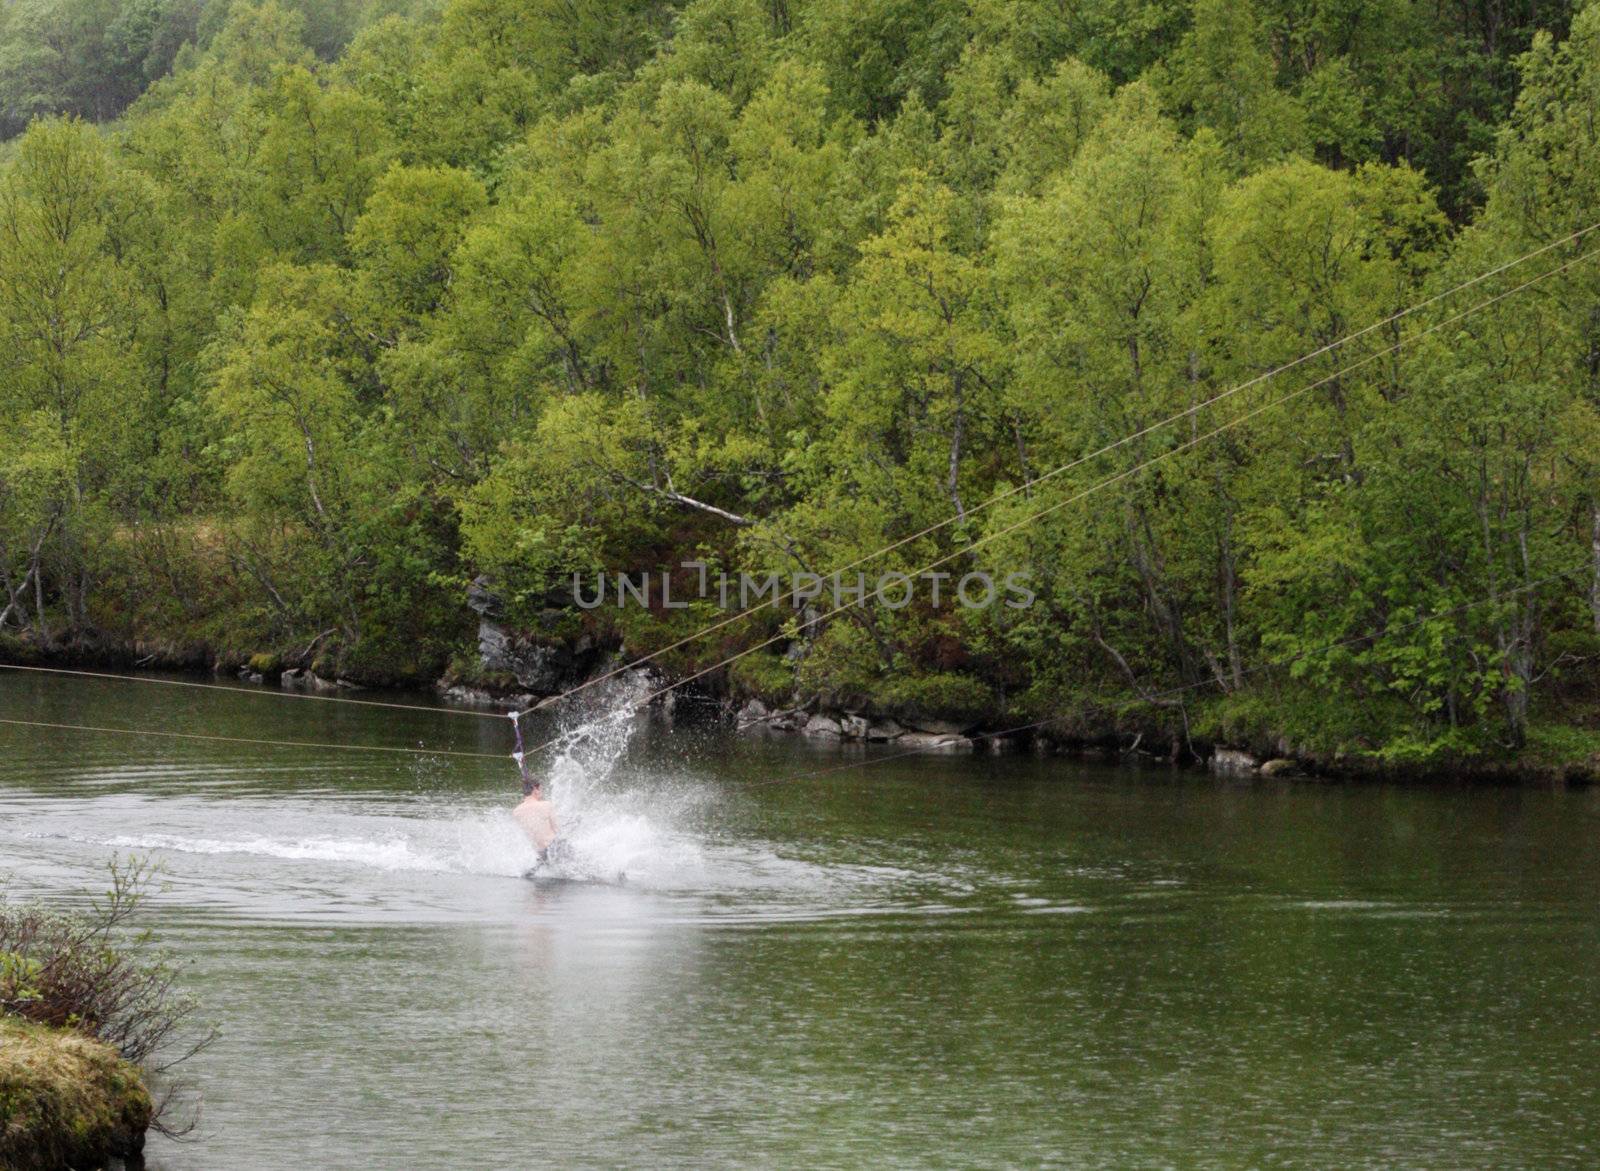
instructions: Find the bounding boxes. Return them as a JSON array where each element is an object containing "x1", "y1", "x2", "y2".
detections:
[{"x1": 510, "y1": 711, "x2": 535, "y2": 792}]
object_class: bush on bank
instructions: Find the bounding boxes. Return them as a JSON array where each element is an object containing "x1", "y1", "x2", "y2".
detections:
[{"x1": 0, "y1": 860, "x2": 215, "y2": 1168}]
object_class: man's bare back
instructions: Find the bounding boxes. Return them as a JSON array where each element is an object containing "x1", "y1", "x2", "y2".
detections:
[{"x1": 512, "y1": 791, "x2": 558, "y2": 853}]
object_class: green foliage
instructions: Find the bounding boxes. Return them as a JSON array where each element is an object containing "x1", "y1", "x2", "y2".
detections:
[
  {"x1": 879, "y1": 671, "x2": 998, "y2": 725},
  {"x1": 1158, "y1": 0, "x2": 1305, "y2": 168},
  {"x1": 0, "y1": 859, "x2": 214, "y2": 1157},
  {"x1": 0, "y1": 0, "x2": 1597, "y2": 765},
  {"x1": 1524, "y1": 721, "x2": 1600, "y2": 770},
  {"x1": 729, "y1": 651, "x2": 795, "y2": 704},
  {"x1": 0, "y1": 0, "x2": 379, "y2": 138},
  {"x1": 350, "y1": 163, "x2": 486, "y2": 318},
  {"x1": 0, "y1": 860, "x2": 203, "y2": 1060}
]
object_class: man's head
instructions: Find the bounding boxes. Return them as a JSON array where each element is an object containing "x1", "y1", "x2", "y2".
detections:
[{"x1": 513, "y1": 749, "x2": 541, "y2": 799}]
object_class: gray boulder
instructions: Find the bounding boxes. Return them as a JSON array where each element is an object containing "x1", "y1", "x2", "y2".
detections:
[
  {"x1": 466, "y1": 576, "x2": 504, "y2": 619},
  {"x1": 735, "y1": 698, "x2": 770, "y2": 727},
  {"x1": 803, "y1": 713, "x2": 843, "y2": 738},
  {"x1": 866, "y1": 719, "x2": 905, "y2": 741},
  {"x1": 478, "y1": 620, "x2": 569, "y2": 693},
  {"x1": 438, "y1": 683, "x2": 495, "y2": 707},
  {"x1": 839, "y1": 714, "x2": 870, "y2": 739},
  {"x1": 1210, "y1": 747, "x2": 1260, "y2": 775},
  {"x1": 897, "y1": 731, "x2": 973, "y2": 752}
]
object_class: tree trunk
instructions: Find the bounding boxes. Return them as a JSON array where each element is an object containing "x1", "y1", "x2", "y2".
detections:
[
  {"x1": 1218, "y1": 490, "x2": 1244, "y2": 690},
  {"x1": 1011, "y1": 413, "x2": 1033, "y2": 494},
  {"x1": 947, "y1": 370, "x2": 966, "y2": 522},
  {"x1": 0, "y1": 562, "x2": 32, "y2": 630},
  {"x1": 615, "y1": 474, "x2": 754, "y2": 527},
  {"x1": 33, "y1": 551, "x2": 49, "y2": 642},
  {"x1": 1591, "y1": 501, "x2": 1600, "y2": 635},
  {"x1": 1126, "y1": 501, "x2": 1196, "y2": 685}
]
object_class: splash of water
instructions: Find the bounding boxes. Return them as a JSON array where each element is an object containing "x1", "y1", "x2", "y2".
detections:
[
  {"x1": 528, "y1": 670, "x2": 705, "y2": 882},
  {"x1": 541, "y1": 669, "x2": 655, "y2": 807}
]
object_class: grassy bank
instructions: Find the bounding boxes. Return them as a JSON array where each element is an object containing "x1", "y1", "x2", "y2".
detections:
[
  {"x1": 0, "y1": 862, "x2": 215, "y2": 1169},
  {"x1": 0, "y1": 1018, "x2": 152, "y2": 1171}
]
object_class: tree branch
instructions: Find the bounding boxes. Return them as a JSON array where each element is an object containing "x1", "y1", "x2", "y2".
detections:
[{"x1": 611, "y1": 473, "x2": 754, "y2": 527}]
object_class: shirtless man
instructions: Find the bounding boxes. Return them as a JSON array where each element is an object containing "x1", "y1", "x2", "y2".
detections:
[{"x1": 511, "y1": 753, "x2": 559, "y2": 863}]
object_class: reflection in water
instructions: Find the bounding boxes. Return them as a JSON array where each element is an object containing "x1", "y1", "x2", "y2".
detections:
[{"x1": 3, "y1": 671, "x2": 1600, "y2": 1168}]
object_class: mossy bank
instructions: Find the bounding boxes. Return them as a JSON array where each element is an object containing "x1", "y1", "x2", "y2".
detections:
[{"x1": 0, "y1": 1018, "x2": 152, "y2": 1171}]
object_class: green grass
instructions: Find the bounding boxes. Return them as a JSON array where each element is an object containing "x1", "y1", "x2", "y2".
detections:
[{"x1": 1524, "y1": 722, "x2": 1600, "y2": 771}]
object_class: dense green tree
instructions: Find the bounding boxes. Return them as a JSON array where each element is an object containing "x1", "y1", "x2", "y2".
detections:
[
  {"x1": 1160, "y1": 0, "x2": 1305, "y2": 168},
  {"x1": 1, "y1": 0, "x2": 1598, "y2": 765},
  {"x1": 0, "y1": 119, "x2": 143, "y2": 634}
]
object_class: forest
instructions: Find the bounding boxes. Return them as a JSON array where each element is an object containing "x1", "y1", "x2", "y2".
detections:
[{"x1": 1, "y1": 0, "x2": 1598, "y2": 770}]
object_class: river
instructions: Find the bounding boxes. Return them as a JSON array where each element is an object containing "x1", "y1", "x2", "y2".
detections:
[{"x1": 2, "y1": 670, "x2": 1599, "y2": 1168}]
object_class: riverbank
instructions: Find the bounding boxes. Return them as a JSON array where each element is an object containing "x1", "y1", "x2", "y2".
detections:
[
  {"x1": 732, "y1": 697, "x2": 1600, "y2": 787},
  {"x1": 0, "y1": 1019, "x2": 152, "y2": 1171},
  {"x1": 5, "y1": 623, "x2": 1599, "y2": 788}
]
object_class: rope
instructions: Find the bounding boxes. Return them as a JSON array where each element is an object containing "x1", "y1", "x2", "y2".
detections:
[
  {"x1": 514, "y1": 220, "x2": 1600, "y2": 721},
  {"x1": 738, "y1": 565, "x2": 1590, "y2": 790},
  {"x1": 0, "y1": 663, "x2": 501, "y2": 719},
  {"x1": 521, "y1": 240, "x2": 1600, "y2": 756},
  {"x1": 0, "y1": 717, "x2": 505, "y2": 759}
]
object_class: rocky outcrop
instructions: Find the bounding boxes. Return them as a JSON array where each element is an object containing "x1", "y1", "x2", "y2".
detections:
[
  {"x1": 465, "y1": 577, "x2": 602, "y2": 696},
  {"x1": 476, "y1": 623, "x2": 576, "y2": 693},
  {"x1": 865, "y1": 718, "x2": 904, "y2": 741},
  {"x1": 767, "y1": 708, "x2": 809, "y2": 732},
  {"x1": 838, "y1": 714, "x2": 868, "y2": 739},
  {"x1": 734, "y1": 703, "x2": 810, "y2": 733},
  {"x1": 803, "y1": 713, "x2": 842, "y2": 738},
  {"x1": 436, "y1": 682, "x2": 538, "y2": 710},
  {"x1": 736, "y1": 701, "x2": 979, "y2": 748},
  {"x1": 897, "y1": 730, "x2": 975, "y2": 752}
]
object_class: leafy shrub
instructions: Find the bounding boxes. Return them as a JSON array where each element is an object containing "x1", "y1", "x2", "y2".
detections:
[
  {"x1": 0, "y1": 859, "x2": 216, "y2": 1133},
  {"x1": 247, "y1": 651, "x2": 281, "y2": 674},
  {"x1": 879, "y1": 671, "x2": 998, "y2": 725},
  {"x1": 730, "y1": 652, "x2": 795, "y2": 705}
]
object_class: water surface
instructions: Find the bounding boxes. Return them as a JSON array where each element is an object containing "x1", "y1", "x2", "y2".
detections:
[{"x1": 3, "y1": 671, "x2": 1599, "y2": 1168}]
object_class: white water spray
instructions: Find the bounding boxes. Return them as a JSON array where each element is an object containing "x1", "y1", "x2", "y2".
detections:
[{"x1": 529, "y1": 671, "x2": 708, "y2": 884}]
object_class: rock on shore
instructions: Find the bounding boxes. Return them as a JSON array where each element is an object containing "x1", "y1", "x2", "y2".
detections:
[{"x1": 737, "y1": 699, "x2": 978, "y2": 750}]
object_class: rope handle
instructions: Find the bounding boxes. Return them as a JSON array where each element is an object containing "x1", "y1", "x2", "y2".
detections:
[{"x1": 509, "y1": 710, "x2": 526, "y2": 757}]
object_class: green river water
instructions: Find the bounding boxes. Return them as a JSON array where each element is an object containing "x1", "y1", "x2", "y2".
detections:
[{"x1": 2, "y1": 670, "x2": 1599, "y2": 1168}]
